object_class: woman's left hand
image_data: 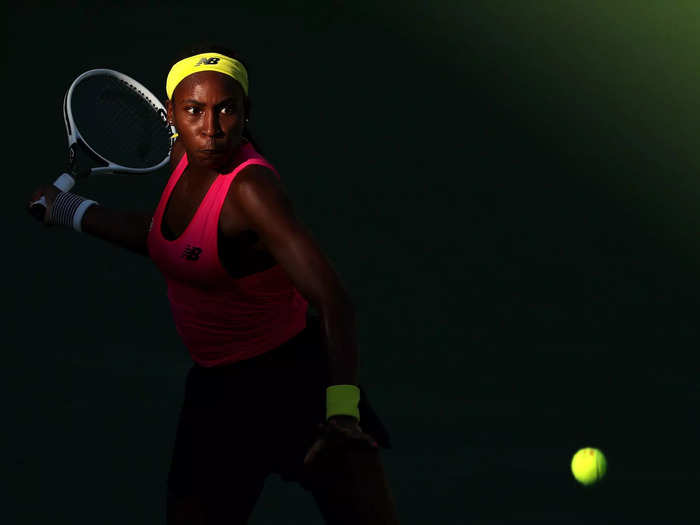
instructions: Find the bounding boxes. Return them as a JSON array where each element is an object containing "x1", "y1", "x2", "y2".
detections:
[{"x1": 303, "y1": 415, "x2": 379, "y2": 466}]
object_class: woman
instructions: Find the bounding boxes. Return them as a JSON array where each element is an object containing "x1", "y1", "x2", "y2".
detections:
[{"x1": 28, "y1": 44, "x2": 400, "y2": 524}]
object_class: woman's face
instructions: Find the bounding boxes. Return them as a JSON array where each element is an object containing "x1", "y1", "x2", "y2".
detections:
[{"x1": 167, "y1": 71, "x2": 247, "y2": 171}]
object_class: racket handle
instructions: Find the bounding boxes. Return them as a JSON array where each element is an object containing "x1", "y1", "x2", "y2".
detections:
[{"x1": 29, "y1": 173, "x2": 77, "y2": 221}]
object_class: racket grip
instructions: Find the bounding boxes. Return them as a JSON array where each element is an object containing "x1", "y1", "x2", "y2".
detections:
[{"x1": 29, "y1": 173, "x2": 77, "y2": 221}]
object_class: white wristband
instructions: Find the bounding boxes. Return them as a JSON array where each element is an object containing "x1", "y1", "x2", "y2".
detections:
[
  {"x1": 49, "y1": 191, "x2": 98, "y2": 232},
  {"x1": 73, "y1": 199, "x2": 98, "y2": 232}
]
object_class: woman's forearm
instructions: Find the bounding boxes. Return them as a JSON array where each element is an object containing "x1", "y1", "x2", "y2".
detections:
[
  {"x1": 319, "y1": 300, "x2": 359, "y2": 387},
  {"x1": 81, "y1": 205, "x2": 152, "y2": 257}
]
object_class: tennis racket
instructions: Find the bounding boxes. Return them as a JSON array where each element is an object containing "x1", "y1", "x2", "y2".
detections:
[{"x1": 29, "y1": 68, "x2": 175, "y2": 221}]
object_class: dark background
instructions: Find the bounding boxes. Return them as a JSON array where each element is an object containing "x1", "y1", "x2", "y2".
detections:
[{"x1": 7, "y1": 1, "x2": 699, "y2": 523}]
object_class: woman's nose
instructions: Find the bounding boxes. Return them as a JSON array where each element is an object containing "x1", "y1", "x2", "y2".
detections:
[{"x1": 202, "y1": 112, "x2": 221, "y2": 136}]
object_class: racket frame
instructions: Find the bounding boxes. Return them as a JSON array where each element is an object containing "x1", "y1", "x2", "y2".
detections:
[
  {"x1": 29, "y1": 68, "x2": 174, "y2": 218},
  {"x1": 64, "y1": 68, "x2": 174, "y2": 177}
]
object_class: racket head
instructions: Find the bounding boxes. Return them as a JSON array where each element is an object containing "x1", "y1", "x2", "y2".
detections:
[{"x1": 64, "y1": 69, "x2": 175, "y2": 177}]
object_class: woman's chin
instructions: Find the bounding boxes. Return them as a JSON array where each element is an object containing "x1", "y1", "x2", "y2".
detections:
[{"x1": 197, "y1": 150, "x2": 234, "y2": 170}]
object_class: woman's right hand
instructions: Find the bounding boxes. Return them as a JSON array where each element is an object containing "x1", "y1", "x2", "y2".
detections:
[{"x1": 27, "y1": 184, "x2": 61, "y2": 225}]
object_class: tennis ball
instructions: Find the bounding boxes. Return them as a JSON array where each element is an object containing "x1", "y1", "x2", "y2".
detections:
[{"x1": 571, "y1": 447, "x2": 607, "y2": 485}]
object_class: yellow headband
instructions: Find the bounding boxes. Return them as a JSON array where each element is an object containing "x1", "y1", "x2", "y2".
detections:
[{"x1": 166, "y1": 53, "x2": 249, "y2": 100}]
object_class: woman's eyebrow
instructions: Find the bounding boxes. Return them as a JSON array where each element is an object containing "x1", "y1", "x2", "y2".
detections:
[
  {"x1": 181, "y1": 97, "x2": 237, "y2": 106},
  {"x1": 214, "y1": 97, "x2": 236, "y2": 106}
]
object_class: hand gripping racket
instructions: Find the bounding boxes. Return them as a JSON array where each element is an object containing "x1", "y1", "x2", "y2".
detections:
[{"x1": 29, "y1": 68, "x2": 175, "y2": 220}]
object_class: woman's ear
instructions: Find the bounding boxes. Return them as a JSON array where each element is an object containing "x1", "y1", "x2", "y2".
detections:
[
  {"x1": 166, "y1": 98, "x2": 173, "y2": 124},
  {"x1": 244, "y1": 96, "x2": 251, "y2": 123}
]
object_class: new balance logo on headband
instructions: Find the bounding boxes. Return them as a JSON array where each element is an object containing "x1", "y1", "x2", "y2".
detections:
[
  {"x1": 195, "y1": 57, "x2": 221, "y2": 66},
  {"x1": 181, "y1": 245, "x2": 203, "y2": 261}
]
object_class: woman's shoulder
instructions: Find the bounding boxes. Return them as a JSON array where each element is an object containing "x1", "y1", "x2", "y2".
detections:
[
  {"x1": 218, "y1": 162, "x2": 286, "y2": 240},
  {"x1": 229, "y1": 162, "x2": 282, "y2": 198}
]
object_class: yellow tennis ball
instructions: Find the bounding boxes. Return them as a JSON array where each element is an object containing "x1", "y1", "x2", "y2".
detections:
[{"x1": 571, "y1": 447, "x2": 607, "y2": 485}]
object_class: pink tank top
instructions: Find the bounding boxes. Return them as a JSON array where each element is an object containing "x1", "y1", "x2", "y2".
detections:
[{"x1": 147, "y1": 142, "x2": 309, "y2": 367}]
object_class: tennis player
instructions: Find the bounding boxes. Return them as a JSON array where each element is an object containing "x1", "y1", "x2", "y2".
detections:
[{"x1": 27, "y1": 44, "x2": 400, "y2": 524}]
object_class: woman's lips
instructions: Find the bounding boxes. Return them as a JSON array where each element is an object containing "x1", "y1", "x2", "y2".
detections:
[{"x1": 200, "y1": 149, "x2": 225, "y2": 156}]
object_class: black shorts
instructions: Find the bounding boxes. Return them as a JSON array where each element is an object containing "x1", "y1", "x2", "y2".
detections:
[{"x1": 166, "y1": 314, "x2": 392, "y2": 500}]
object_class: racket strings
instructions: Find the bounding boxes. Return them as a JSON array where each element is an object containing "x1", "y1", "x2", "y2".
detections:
[{"x1": 71, "y1": 75, "x2": 170, "y2": 169}]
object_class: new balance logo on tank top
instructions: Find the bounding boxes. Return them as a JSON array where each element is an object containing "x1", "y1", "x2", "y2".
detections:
[
  {"x1": 147, "y1": 143, "x2": 309, "y2": 367},
  {"x1": 181, "y1": 244, "x2": 202, "y2": 260}
]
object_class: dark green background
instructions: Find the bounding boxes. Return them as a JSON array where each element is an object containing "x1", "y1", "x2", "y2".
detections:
[{"x1": 7, "y1": 1, "x2": 699, "y2": 523}]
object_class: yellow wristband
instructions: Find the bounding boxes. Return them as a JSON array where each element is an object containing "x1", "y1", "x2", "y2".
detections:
[{"x1": 326, "y1": 384, "x2": 361, "y2": 421}]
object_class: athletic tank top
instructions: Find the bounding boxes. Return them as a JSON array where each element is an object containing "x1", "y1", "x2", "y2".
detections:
[{"x1": 147, "y1": 142, "x2": 309, "y2": 367}]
